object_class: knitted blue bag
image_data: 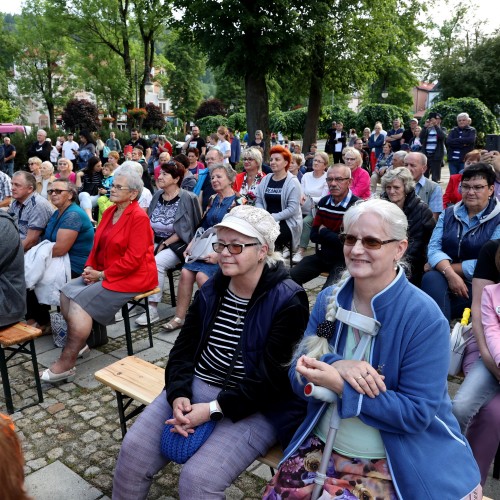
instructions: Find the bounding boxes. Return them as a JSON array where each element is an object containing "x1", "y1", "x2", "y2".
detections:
[{"x1": 160, "y1": 414, "x2": 216, "y2": 464}]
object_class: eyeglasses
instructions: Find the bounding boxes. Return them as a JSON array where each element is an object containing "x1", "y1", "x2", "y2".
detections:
[
  {"x1": 460, "y1": 183, "x2": 488, "y2": 192},
  {"x1": 326, "y1": 177, "x2": 350, "y2": 183},
  {"x1": 343, "y1": 157, "x2": 357, "y2": 162},
  {"x1": 28, "y1": 162, "x2": 36, "y2": 165},
  {"x1": 110, "y1": 183, "x2": 132, "y2": 191},
  {"x1": 243, "y1": 157, "x2": 253, "y2": 161},
  {"x1": 339, "y1": 233, "x2": 398, "y2": 249},
  {"x1": 212, "y1": 241, "x2": 260, "y2": 254},
  {"x1": 47, "y1": 189, "x2": 70, "y2": 195}
]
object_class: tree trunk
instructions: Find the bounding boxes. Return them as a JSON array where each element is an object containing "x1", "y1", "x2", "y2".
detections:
[
  {"x1": 245, "y1": 72, "x2": 269, "y2": 161},
  {"x1": 303, "y1": 34, "x2": 326, "y2": 155}
]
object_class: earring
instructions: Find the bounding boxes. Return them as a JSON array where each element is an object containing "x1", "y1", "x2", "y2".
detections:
[{"x1": 394, "y1": 260, "x2": 398, "y2": 271}]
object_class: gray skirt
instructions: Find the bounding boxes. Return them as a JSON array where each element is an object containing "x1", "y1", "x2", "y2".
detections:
[{"x1": 61, "y1": 277, "x2": 141, "y2": 326}]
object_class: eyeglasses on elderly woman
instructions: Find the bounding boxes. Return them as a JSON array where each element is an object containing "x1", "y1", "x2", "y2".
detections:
[
  {"x1": 339, "y1": 233, "x2": 397, "y2": 249},
  {"x1": 212, "y1": 241, "x2": 260, "y2": 254}
]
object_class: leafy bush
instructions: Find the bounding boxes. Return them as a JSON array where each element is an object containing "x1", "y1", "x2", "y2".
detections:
[
  {"x1": 269, "y1": 110, "x2": 287, "y2": 135},
  {"x1": 354, "y1": 104, "x2": 412, "y2": 133},
  {"x1": 227, "y1": 112, "x2": 246, "y2": 132},
  {"x1": 319, "y1": 105, "x2": 357, "y2": 135},
  {"x1": 194, "y1": 98, "x2": 226, "y2": 120},
  {"x1": 423, "y1": 97, "x2": 499, "y2": 147},
  {"x1": 142, "y1": 103, "x2": 166, "y2": 131},
  {"x1": 196, "y1": 115, "x2": 227, "y2": 137},
  {"x1": 61, "y1": 99, "x2": 100, "y2": 132}
]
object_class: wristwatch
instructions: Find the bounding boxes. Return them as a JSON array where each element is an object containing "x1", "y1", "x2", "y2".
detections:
[
  {"x1": 209, "y1": 400, "x2": 224, "y2": 421},
  {"x1": 98, "y1": 271, "x2": 104, "y2": 281}
]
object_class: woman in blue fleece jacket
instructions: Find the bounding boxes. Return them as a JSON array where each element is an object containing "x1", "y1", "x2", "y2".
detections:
[{"x1": 264, "y1": 199, "x2": 480, "y2": 500}]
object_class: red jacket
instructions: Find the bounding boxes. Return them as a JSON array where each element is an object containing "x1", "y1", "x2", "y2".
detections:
[{"x1": 86, "y1": 201, "x2": 158, "y2": 293}]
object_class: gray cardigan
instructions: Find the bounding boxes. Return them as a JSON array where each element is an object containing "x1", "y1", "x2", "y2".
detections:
[
  {"x1": 148, "y1": 188, "x2": 202, "y2": 244},
  {"x1": 255, "y1": 171, "x2": 303, "y2": 249}
]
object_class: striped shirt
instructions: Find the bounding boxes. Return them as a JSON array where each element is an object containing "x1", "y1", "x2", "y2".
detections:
[{"x1": 194, "y1": 289, "x2": 249, "y2": 388}]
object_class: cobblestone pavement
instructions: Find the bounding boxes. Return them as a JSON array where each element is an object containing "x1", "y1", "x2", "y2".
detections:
[{"x1": 2, "y1": 163, "x2": 499, "y2": 499}]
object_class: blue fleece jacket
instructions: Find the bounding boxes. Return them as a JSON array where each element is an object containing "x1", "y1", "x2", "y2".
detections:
[{"x1": 284, "y1": 269, "x2": 480, "y2": 499}]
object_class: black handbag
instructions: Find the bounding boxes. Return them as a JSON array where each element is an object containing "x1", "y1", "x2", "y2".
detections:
[{"x1": 87, "y1": 320, "x2": 108, "y2": 347}]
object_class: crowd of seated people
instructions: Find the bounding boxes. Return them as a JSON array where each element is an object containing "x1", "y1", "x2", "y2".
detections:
[{"x1": 3, "y1": 117, "x2": 500, "y2": 496}]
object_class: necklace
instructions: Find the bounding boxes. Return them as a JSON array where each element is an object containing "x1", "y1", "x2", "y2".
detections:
[{"x1": 163, "y1": 189, "x2": 180, "y2": 202}]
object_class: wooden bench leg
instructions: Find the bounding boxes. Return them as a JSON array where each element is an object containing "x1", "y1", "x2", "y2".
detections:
[
  {"x1": 121, "y1": 304, "x2": 134, "y2": 356},
  {"x1": 29, "y1": 339, "x2": 44, "y2": 408},
  {"x1": 0, "y1": 346, "x2": 14, "y2": 414},
  {"x1": 0, "y1": 340, "x2": 44, "y2": 414},
  {"x1": 143, "y1": 297, "x2": 154, "y2": 350},
  {"x1": 115, "y1": 390, "x2": 146, "y2": 438}
]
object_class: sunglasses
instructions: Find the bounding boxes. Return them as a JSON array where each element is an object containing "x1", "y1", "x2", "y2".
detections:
[
  {"x1": 212, "y1": 241, "x2": 259, "y2": 254},
  {"x1": 47, "y1": 189, "x2": 70, "y2": 195},
  {"x1": 339, "y1": 233, "x2": 397, "y2": 249}
]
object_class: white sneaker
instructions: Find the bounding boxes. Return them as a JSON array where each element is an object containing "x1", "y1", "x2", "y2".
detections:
[
  {"x1": 135, "y1": 307, "x2": 160, "y2": 326},
  {"x1": 292, "y1": 252, "x2": 303, "y2": 263},
  {"x1": 282, "y1": 249, "x2": 290, "y2": 259}
]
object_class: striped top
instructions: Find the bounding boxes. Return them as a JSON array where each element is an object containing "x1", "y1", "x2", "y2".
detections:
[{"x1": 194, "y1": 289, "x2": 249, "y2": 388}]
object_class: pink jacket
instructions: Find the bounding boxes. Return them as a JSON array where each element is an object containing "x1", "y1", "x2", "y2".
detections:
[
  {"x1": 351, "y1": 166, "x2": 370, "y2": 200},
  {"x1": 481, "y1": 283, "x2": 500, "y2": 367}
]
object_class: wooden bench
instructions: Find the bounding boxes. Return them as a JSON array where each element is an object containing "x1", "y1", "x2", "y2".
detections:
[
  {"x1": 95, "y1": 356, "x2": 164, "y2": 437},
  {"x1": 95, "y1": 356, "x2": 280, "y2": 470},
  {"x1": 121, "y1": 287, "x2": 161, "y2": 356},
  {"x1": 0, "y1": 323, "x2": 44, "y2": 414}
]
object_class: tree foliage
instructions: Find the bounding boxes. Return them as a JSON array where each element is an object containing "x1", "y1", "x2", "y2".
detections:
[
  {"x1": 62, "y1": 99, "x2": 100, "y2": 132},
  {"x1": 354, "y1": 104, "x2": 413, "y2": 133},
  {"x1": 422, "y1": 97, "x2": 499, "y2": 145},
  {"x1": 227, "y1": 112, "x2": 247, "y2": 132},
  {"x1": 15, "y1": 0, "x2": 71, "y2": 127},
  {"x1": 163, "y1": 30, "x2": 204, "y2": 127},
  {"x1": 142, "y1": 103, "x2": 165, "y2": 131},
  {"x1": 195, "y1": 98, "x2": 226, "y2": 121},
  {"x1": 174, "y1": 0, "x2": 306, "y2": 155},
  {"x1": 196, "y1": 115, "x2": 227, "y2": 137},
  {"x1": 0, "y1": 99, "x2": 20, "y2": 122},
  {"x1": 319, "y1": 105, "x2": 357, "y2": 134}
]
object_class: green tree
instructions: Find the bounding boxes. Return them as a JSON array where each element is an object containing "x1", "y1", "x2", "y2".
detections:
[
  {"x1": 0, "y1": 99, "x2": 20, "y2": 122},
  {"x1": 354, "y1": 104, "x2": 412, "y2": 133},
  {"x1": 299, "y1": 0, "x2": 424, "y2": 153},
  {"x1": 174, "y1": 0, "x2": 305, "y2": 155},
  {"x1": 163, "y1": 30, "x2": 204, "y2": 129},
  {"x1": 423, "y1": 97, "x2": 499, "y2": 147},
  {"x1": 15, "y1": 0, "x2": 71, "y2": 128}
]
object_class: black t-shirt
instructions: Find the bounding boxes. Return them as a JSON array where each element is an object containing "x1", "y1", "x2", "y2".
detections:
[
  {"x1": 402, "y1": 129, "x2": 414, "y2": 145},
  {"x1": 127, "y1": 138, "x2": 149, "y2": 151},
  {"x1": 264, "y1": 177, "x2": 286, "y2": 214},
  {"x1": 473, "y1": 239, "x2": 500, "y2": 283},
  {"x1": 187, "y1": 136, "x2": 206, "y2": 153}
]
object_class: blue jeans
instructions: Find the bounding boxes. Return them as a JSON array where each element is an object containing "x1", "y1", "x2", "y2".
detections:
[
  {"x1": 448, "y1": 161, "x2": 464, "y2": 176},
  {"x1": 452, "y1": 357, "x2": 500, "y2": 433},
  {"x1": 2, "y1": 161, "x2": 14, "y2": 177},
  {"x1": 421, "y1": 270, "x2": 472, "y2": 321}
]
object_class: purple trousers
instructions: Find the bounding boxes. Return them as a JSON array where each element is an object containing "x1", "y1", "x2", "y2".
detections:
[{"x1": 462, "y1": 339, "x2": 500, "y2": 485}]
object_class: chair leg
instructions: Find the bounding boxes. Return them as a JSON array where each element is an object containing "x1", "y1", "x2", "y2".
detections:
[
  {"x1": 122, "y1": 304, "x2": 134, "y2": 356},
  {"x1": 0, "y1": 346, "x2": 14, "y2": 414},
  {"x1": 144, "y1": 298, "x2": 154, "y2": 348},
  {"x1": 168, "y1": 269, "x2": 177, "y2": 307},
  {"x1": 29, "y1": 339, "x2": 44, "y2": 406}
]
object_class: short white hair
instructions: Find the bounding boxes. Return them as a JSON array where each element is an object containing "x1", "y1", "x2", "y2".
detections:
[
  {"x1": 457, "y1": 112, "x2": 470, "y2": 120},
  {"x1": 37, "y1": 129, "x2": 47, "y2": 137}
]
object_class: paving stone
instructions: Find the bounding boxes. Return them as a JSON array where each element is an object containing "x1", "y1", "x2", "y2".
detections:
[
  {"x1": 47, "y1": 447, "x2": 64, "y2": 461},
  {"x1": 25, "y1": 460, "x2": 103, "y2": 500},
  {"x1": 154, "y1": 329, "x2": 180, "y2": 344},
  {"x1": 85, "y1": 465, "x2": 100, "y2": 476},
  {"x1": 224, "y1": 484, "x2": 244, "y2": 499},
  {"x1": 36, "y1": 346, "x2": 104, "y2": 369},
  {"x1": 26, "y1": 457, "x2": 48, "y2": 471},
  {"x1": 109, "y1": 337, "x2": 172, "y2": 362},
  {"x1": 33, "y1": 334, "x2": 60, "y2": 354},
  {"x1": 72, "y1": 354, "x2": 119, "y2": 389},
  {"x1": 80, "y1": 411, "x2": 98, "y2": 421},
  {"x1": 47, "y1": 402, "x2": 65, "y2": 414},
  {"x1": 82, "y1": 430, "x2": 101, "y2": 442}
]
